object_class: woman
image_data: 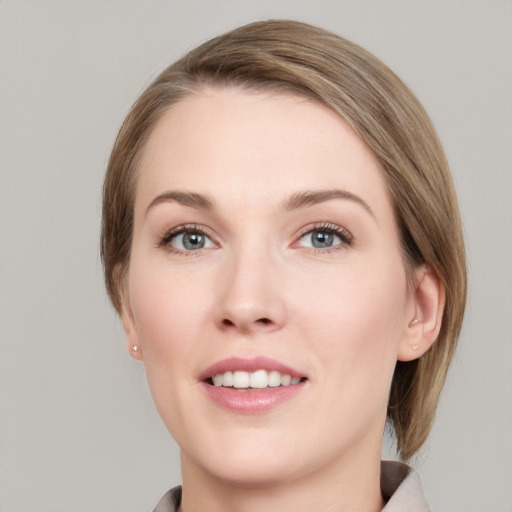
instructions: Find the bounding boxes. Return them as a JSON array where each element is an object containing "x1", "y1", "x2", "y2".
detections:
[{"x1": 101, "y1": 20, "x2": 466, "y2": 511}]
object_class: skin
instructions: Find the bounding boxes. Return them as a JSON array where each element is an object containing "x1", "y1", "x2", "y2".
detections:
[{"x1": 121, "y1": 87, "x2": 443, "y2": 512}]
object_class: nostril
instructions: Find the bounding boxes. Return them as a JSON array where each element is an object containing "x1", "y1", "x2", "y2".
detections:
[{"x1": 220, "y1": 317, "x2": 272, "y2": 328}]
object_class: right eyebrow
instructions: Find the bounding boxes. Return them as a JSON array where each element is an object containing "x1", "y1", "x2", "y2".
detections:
[{"x1": 145, "y1": 191, "x2": 215, "y2": 216}]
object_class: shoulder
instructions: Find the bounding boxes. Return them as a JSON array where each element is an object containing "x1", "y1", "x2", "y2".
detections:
[
  {"x1": 381, "y1": 460, "x2": 430, "y2": 511},
  {"x1": 152, "y1": 486, "x2": 181, "y2": 512}
]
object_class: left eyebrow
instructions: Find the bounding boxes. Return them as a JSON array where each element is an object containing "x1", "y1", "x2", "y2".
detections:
[{"x1": 283, "y1": 189, "x2": 374, "y2": 218}]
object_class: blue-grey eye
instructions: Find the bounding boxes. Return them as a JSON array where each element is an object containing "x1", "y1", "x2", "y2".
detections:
[
  {"x1": 299, "y1": 230, "x2": 342, "y2": 249},
  {"x1": 183, "y1": 232, "x2": 204, "y2": 250},
  {"x1": 171, "y1": 231, "x2": 214, "y2": 251},
  {"x1": 312, "y1": 231, "x2": 335, "y2": 248}
]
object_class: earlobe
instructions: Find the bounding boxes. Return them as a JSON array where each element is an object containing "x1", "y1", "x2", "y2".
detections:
[
  {"x1": 119, "y1": 284, "x2": 143, "y2": 362},
  {"x1": 398, "y1": 265, "x2": 445, "y2": 362}
]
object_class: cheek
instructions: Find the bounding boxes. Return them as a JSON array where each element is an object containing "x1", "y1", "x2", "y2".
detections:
[
  {"x1": 127, "y1": 256, "x2": 211, "y2": 364},
  {"x1": 126, "y1": 257, "x2": 212, "y2": 427},
  {"x1": 298, "y1": 258, "x2": 408, "y2": 371}
]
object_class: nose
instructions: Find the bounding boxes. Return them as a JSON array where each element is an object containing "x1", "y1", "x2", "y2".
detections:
[{"x1": 214, "y1": 248, "x2": 287, "y2": 335}]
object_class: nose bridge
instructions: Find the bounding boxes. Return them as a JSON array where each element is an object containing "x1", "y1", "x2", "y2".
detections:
[{"x1": 216, "y1": 238, "x2": 285, "y2": 332}]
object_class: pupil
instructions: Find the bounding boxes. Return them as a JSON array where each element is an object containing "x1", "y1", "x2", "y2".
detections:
[
  {"x1": 312, "y1": 231, "x2": 333, "y2": 248},
  {"x1": 183, "y1": 232, "x2": 204, "y2": 250}
]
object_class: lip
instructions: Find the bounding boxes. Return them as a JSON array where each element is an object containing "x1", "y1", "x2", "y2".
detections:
[
  {"x1": 199, "y1": 356, "x2": 308, "y2": 414},
  {"x1": 199, "y1": 356, "x2": 305, "y2": 381}
]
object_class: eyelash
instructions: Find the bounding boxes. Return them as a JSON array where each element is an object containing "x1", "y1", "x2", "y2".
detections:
[
  {"x1": 158, "y1": 224, "x2": 215, "y2": 256},
  {"x1": 157, "y1": 222, "x2": 354, "y2": 256},
  {"x1": 296, "y1": 222, "x2": 354, "y2": 252}
]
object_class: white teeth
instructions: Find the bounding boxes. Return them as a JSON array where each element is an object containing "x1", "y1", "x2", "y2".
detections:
[
  {"x1": 223, "y1": 371, "x2": 234, "y2": 387},
  {"x1": 211, "y1": 370, "x2": 303, "y2": 389},
  {"x1": 233, "y1": 371, "x2": 250, "y2": 388},
  {"x1": 268, "y1": 370, "x2": 281, "y2": 387},
  {"x1": 249, "y1": 369, "x2": 268, "y2": 388}
]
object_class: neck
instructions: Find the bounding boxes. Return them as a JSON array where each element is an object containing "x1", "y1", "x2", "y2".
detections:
[{"x1": 179, "y1": 445, "x2": 385, "y2": 512}]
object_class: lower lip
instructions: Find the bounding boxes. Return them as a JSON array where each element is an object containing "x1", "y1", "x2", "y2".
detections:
[{"x1": 201, "y1": 381, "x2": 306, "y2": 413}]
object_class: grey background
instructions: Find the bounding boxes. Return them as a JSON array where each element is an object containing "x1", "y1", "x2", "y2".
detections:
[{"x1": 1, "y1": 1, "x2": 511, "y2": 511}]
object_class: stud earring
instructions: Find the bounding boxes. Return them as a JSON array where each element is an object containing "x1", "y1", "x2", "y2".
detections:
[
  {"x1": 410, "y1": 318, "x2": 419, "y2": 326},
  {"x1": 131, "y1": 344, "x2": 139, "y2": 352},
  {"x1": 412, "y1": 344, "x2": 420, "y2": 351}
]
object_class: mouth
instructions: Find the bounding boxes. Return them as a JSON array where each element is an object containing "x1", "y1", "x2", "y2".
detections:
[
  {"x1": 199, "y1": 357, "x2": 308, "y2": 411},
  {"x1": 206, "y1": 369, "x2": 306, "y2": 390}
]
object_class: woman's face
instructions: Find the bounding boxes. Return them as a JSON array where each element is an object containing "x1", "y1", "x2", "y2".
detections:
[{"x1": 122, "y1": 87, "x2": 417, "y2": 486}]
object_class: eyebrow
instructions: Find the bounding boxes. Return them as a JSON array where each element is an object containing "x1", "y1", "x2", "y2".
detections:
[
  {"x1": 145, "y1": 188, "x2": 373, "y2": 217},
  {"x1": 284, "y1": 189, "x2": 374, "y2": 217},
  {"x1": 145, "y1": 191, "x2": 215, "y2": 215}
]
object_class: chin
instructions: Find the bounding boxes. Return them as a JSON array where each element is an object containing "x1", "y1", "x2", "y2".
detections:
[
  {"x1": 181, "y1": 430, "x2": 305, "y2": 488},
  {"x1": 203, "y1": 457, "x2": 300, "y2": 489}
]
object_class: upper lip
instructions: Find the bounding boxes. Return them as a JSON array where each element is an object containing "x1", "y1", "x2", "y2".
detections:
[{"x1": 199, "y1": 356, "x2": 306, "y2": 381}]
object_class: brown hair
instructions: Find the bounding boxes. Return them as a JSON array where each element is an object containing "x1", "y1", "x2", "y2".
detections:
[{"x1": 101, "y1": 19, "x2": 467, "y2": 460}]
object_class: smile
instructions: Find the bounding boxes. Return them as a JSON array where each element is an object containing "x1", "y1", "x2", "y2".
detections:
[
  {"x1": 200, "y1": 357, "x2": 308, "y2": 413},
  {"x1": 210, "y1": 370, "x2": 303, "y2": 389}
]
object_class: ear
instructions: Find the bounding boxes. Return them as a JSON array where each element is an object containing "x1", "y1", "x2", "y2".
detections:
[
  {"x1": 398, "y1": 264, "x2": 445, "y2": 362},
  {"x1": 118, "y1": 272, "x2": 143, "y2": 362}
]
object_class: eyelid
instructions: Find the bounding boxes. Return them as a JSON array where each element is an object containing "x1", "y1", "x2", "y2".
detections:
[
  {"x1": 157, "y1": 221, "x2": 353, "y2": 254},
  {"x1": 293, "y1": 222, "x2": 354, "y2": 249},
  {"x1": 157, "y1": 224, "x2": 219, "y2": 254}
]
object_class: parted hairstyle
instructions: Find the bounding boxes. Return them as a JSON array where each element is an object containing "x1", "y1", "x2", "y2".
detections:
[{"x1": 101, "y1": 20, "x2": 467, "y2": 460}]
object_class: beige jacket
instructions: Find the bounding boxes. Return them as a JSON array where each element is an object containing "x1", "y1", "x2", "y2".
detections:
[{"x1": 153, "y1": 461, "x2": 430, "y2": 511}]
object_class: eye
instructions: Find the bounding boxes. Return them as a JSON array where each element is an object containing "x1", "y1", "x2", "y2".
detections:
[
  {"x1": 159, "y1": 225, "x2": 216, "y2": 253},
  {"x1": 296, "y1": 223, "x2": 352, "y2": 250},
  {"x1": 172, "y1": 231, "x2": 214, "y2": 251},
  {"x1": 299, "y1": 230, "x2": 340, "y2": 249}
]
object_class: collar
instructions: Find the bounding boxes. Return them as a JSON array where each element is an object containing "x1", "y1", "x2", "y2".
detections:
[{"x1": 381, "y1": 460, "x2": 430, "y2": 511}]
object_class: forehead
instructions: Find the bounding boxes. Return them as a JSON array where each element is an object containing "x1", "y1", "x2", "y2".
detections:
[{"x1": 135, "y1": 86, "x2": 392, "y2": 219}]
